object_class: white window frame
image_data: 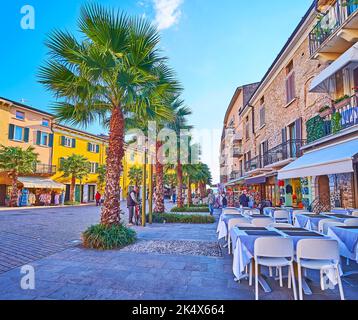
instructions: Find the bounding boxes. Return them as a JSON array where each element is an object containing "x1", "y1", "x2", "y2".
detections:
[
  {"x1": 90, "y1": 162, "x2": 98, "y2": 174},
  {"x1": 15, "y1": 111, "x2": 25, "y2": 121},
  {"x1": 88, "y1": 143, "x2": 98, "y2": 153},
  {"x1": 14, "y1": 125, "x2": 24, "y2": 141},
  {"x1": 63, "y1": 137, "x2": 73, "y2": 148},
  {"x1": 40, "y1": 132, "x2": 50, "y2": 146}
]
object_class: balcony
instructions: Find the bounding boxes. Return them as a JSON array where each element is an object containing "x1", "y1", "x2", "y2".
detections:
[
  {"x1": 245, "y1": 156, "x2": 263, "y2": 173},
  {"x1": 262, "y1": 140, "x2": 306, "y2": 168},
  {"x1": 306, "y1": 94, "x2": 358, "y2": 143},
  {"x1": 309, "y1": 0, "x2": 358, "y2": 59},
  {"x1": 229, "y1": 170, "x2": 243, "y2": 181},
  {"x1": 233, "y1": 147, "x2": 243, "y2": 158},
  {"x1": 32, "y1": 163, "x2": 57, "y2": 176}
]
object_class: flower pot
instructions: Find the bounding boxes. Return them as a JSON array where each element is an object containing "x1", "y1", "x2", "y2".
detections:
[{"x1": 319, "y1": 108, "x2": 332, "y2": 118}]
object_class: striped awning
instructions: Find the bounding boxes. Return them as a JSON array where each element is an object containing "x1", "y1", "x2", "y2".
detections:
[{"x1": 18, "y1": 177, "x2": 65, "y2": 190}]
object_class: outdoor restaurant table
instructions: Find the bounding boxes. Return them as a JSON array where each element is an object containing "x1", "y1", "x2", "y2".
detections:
[
  {"x1": 231, "y1": 226, "x2": 338, "y2": 294},
  {"x1": 294, "y1": 213, "x2": 357, "y2": 231},
  {"x1": 217, "y1": 213, "x2": 247, "y2": 240},
  {"x1": 328, "y1": 226, "x2": 358, "y2": 264},
  {"x1": 331, "y1": 208, "x2": 353, "y2": 215}
]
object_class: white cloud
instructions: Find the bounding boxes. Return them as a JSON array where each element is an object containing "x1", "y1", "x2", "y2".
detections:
[{"x1": 153, "y1": 0, "x2": 184, "y2": 30}]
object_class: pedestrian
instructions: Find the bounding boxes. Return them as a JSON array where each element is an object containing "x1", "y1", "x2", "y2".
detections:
[
  {"x1": 222, "y1": 193, "x2": 228, "y2": 208},
  {"x1": 207, "y1": 189, "x2": 215, "y2": 216},
  {"x1": 172, "y1": 189, "x2": 177, "y2": 204},
  {"x1": 127, "y1": 187, "x2": 139, "y2": 226},
  {"x1": 239, "y1": 190, "x2": 249, "y2": 208},
  {"x1": 95, "y1": 191, "x2": 101, "y2": 206}
]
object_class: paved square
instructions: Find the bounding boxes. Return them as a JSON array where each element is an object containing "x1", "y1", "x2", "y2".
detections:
[{"x1": 0, "y1": 204, "x2": 357, "y2": 300}]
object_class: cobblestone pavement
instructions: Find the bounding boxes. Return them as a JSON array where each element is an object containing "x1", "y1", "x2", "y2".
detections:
[
  {"x1": 0, "y1": 201, "x2": 174, "y2": 274},
  {"x1": 0, "y1": 207, "x2": 357, "y2": 300}
]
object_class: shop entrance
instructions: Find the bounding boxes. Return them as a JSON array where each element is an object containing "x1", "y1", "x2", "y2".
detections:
[
  {"x1": 88, "y1": 185, "x2": 96, "y2": 202},
  {"x1": 318, "y1": 175, "x2": 330, "y2": 205}
]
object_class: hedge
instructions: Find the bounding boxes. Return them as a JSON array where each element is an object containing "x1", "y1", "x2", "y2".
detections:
[
  {"x1": 150, "y1": 213, "x2": 215, "y2": 224},
  {"x1": 171, "y1": 206, "x2": 210, "y2": 213}
]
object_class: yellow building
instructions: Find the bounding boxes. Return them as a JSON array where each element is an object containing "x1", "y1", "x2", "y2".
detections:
[{"x1": 52, "y1": 124, "x2": 108, "y2": 203}]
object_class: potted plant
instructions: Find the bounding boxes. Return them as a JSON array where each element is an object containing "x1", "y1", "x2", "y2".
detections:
[
  {"x1": 334, "y1": 94, "x2": 351, "y2": 110},
  {"x1": 318, "y1": 105, "x2": 332, "y2": 118}
]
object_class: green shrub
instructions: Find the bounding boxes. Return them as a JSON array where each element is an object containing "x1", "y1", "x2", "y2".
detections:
[
  {"x1": 171, "y1": 206, "x2": 209, "y2": 213},
  {"x1": 331, "y1": 112, "x2": 342, "y2": 134},
  {"x1": 82, "y1": 224, "x2": 137, "y2": 250},
  {"x1": 150, "y1": 213, "x2": 215, "y2": 224},
  {"x1": 64, "y1": 201, "x2": 81, "y2": 206},
  {"x1": 306, "y1": 115, "x2": 325, "y2": 143}
]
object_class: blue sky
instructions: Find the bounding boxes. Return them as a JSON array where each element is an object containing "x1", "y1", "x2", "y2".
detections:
[{"x1": 0, "y1": 0, "x2": 313, "y2": 183}]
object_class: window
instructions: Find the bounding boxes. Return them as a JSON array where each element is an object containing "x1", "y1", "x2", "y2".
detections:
[
  {"x1": 41, "y1": 132, "x2": 49, "y2": 146},
  {"x1": 259, "y1": 97, "x2": 265, "y2": 128},
  {"x1": 88, "y1": 143, "x2": 99, "y2": 153},
  {"x1": 285, "y1": 60, "x2": 296, "y2": 104},
  {"x1": 61, "y1": 136, "x2": 76, "y2": 148},
  {"x1": 14, "y1": 126, "x2": 24, "y2": 141},
  {"x1": 42, "y1": 119, "x2": 49, "y2": 127},
  {"x1": 90, "y1": 162, "x2": 99, "y2": 174},
  {"x1": 15, "y1": 111, "x2": 25, "y2": 120},
  {"x1": 36, "y1": 131, "x2": 53, "y2": 147},
  {"x1": 245, "y1": 116, "x2": 250, "y2": 140}
]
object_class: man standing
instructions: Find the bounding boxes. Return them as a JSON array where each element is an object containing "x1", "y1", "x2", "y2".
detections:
[
  {"x1": 208, "y1": 189, "x2": 215, "y2": 216},
  {"x1": 239, "y1": 190, "x2": 249, "y2": 208},
  {"x1": 127, "y1": 187, "x2": 139, "y2": 226},
  {"x1": 95, "y1": 191, "x2": 101, "y2": 207}
]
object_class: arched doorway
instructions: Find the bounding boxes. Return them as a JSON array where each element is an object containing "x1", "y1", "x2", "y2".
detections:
[{"x1": 318, "y1": 175, "x2": 330, "y2": 207}]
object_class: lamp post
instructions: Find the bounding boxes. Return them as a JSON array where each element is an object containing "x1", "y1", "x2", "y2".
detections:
[
  {"x1": 148, "y1": 160, "x2": 153, "y2": 224},
  {"x1": 141, "y1": 147, "x2": 147, "y2": 227}
]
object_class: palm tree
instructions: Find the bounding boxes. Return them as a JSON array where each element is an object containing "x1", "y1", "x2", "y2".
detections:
[
  {"x1": 128, "y1": 166, "x2": 143, "y2": 188},
  {"x1": 97, "y1": 165, "x2": 106, "y2": 193},
  {"x1": 193, "y1": 163, "x2": 212, "y2": 198},
  {"x1": 182, "y1": 164, "x2": 198, "y2": 207},
  {"x1": 166, "y1": 99, "x2": 192, "y2": 208},
  {"x1": 39, "y1": 4, "x2": 180, "y2": 226},
  {"x1": 60, "y1": 154, "x2": 90, "y2": 202},
  {"x1": 164, "y1": 172, "x2": 177, "y2": 189},
  {"x1": 0, "y1": 146, "x2": 39, "y2": 207}
]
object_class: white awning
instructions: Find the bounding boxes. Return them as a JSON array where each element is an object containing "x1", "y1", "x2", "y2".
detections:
[
  {"x1": 18, "y1": 177, "x2": 65, "y2": 190},
  {"x1": 277, "y1": 139, "x2": 358, "y2": 180},
  {"x1": 309, "y1": 44, "x2": 358, "y2": 93}
]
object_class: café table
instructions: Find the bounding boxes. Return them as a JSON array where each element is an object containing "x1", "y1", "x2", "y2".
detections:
[
  {"x1": 321, "y1": 213, "x2": 358, "y2": 223},
  {"x1": 231, "y1": 225, "x2": 332, "y2": 295},
  {"x1": 295, "y1": 213, "x2": 332, "y2": 231},
  {"x1": 217, "y1": 213, "x2": 248, "y2": 240},
  {"x1": 328, "y1": 226, "x2": 358, "y2": 276}
]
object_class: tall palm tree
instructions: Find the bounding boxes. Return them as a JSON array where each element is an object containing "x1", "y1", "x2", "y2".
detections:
[
  {"x1": 182, "y1": 164, "x2": 198, "y2": 207},
  {"x1": 166, "y1": 99, "x2": 192, "y2": 208},
  {"x1": 0, "y1": 146, "x2": 39, "y2": 207},
  {"x1": 97, "y1": 165, "x2": 106, "y2": 193},
  {"x1": 193, "y1": 163, "x2": 212, "y2": 198},
  {"x1": 128, "y1": 166, "x2": 143, "y2": 188},
  {"x1": 60, "y1": 154, "x2": 90, "y2": 202},
  {"x1": 39, "y1": 4, "x2": 180, "y2": 226}
]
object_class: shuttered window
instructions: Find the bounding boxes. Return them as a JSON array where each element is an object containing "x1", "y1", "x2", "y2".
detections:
[
  {"x1": 285, "y1": 61, "x2": 296, "y2": 104},
  {"x1": 259, "y1": 106, "x2": 266, "y2": 128}
]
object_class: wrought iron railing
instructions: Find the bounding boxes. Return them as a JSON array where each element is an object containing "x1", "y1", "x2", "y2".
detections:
[
  {"x1": 244, "y1": 156, "x2": 263, "y2": 172},
  {"x1": 309, "y1": 0, "x2": 358, "y2": 56},
  {"x1": 230, "y1": 170, "x2": 244, "y2": 180},
  {"x1": 33, "y1": 163, "x2": 57, "y2": 174},
  {"x1": 233, "y1": 147, "x2": 243, "y2": 157},
  {"x1": 262, "y1": 140, "x2": 306, "y2": 167}
]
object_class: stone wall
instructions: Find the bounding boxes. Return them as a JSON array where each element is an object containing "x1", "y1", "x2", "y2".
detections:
[{"x1": 329, "y1": 173, "x2": 355, "y2": 208}]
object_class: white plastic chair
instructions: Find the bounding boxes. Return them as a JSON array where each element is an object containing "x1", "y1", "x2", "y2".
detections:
[
  {"x1": 352, "y1": 211, "x2": 358, "y2": 217},
  {"x1": 296, "y1": 239, "x2": 344, "y2": 300},
  {"x1": 251, "y1": 218, "x2": 274, "y2": 227},
  {"x1": 292, "y1": 211, "x2": 311, "y2": 225},
  {"x1": 318, "y1": 219, "x2": 345, "y2": 235},
  {"x1": 268, "y1": 223, "x2": 295, "y2": 229},
  {"x1": 245, "y1": 209, "x2": 261, "y2": 216},
  {"x1": 254, "y1": 237, "x2": 297, "y2": 300},
  {"x1": 227, "y1": 218, "x2": 251, "y2": 254},
  {"x1": 273, "y1": 210, "x2": 290, "y2": 223},
  {"x1": 344, "y1": 219, "x2": 358, "y2": 227}
]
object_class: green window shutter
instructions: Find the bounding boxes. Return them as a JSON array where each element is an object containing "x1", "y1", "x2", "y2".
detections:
[
  {"x1": 24, "y1": 128, "x2": 30, "y2": 142},
  {"x1": 8, "y1": 124, "x2": 15, "y2": 140},
  {"x1": 59, "y1": 158, "x2": 65, "y2": 170},
  {"x1": 88, "y1": 143, "x2": 91, "y2": 152},
  {"x1": 95, "y1": 163, "x2": 99, "y2": 173},
  {"x1": 36, "y1": 131, "x2": 41, "y2": 145},
  {"x1": 72, "y1": 139, "x2": 76, "y2": 148},
  {"x1": 96, "y1": 145, "x2": 100, "y2": 153},
  {"x1": 49, "y1": 134, "x2": 54, "y2": 147},
  {"x1": 61, "y1": 136, "x2": 65, "y2": 146}
]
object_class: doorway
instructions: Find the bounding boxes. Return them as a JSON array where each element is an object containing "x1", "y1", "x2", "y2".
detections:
[{"x1": 318, "y1": 175, "x2": 330, "y2": 206}]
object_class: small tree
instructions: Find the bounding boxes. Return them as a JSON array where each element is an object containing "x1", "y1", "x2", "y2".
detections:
[
  {"x1": 60, "y1": 154, "x2": 90, "y2": 202},
  {"x1": 0, "y1": 146, "x2": 39, "y2": 207},
  {"x1": 97, "y1": 165, "x2": 106, "y2": 193},
  {"x1": 128, "y1": 166, "x2": 143, "y2": 188}
]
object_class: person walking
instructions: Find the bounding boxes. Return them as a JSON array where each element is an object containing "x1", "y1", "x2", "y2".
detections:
[
  {"x1": 127, "y1": 187, "x2": 139, "y2": 226},
  {"x1": 95, "y1": 191, "x2": 101, "y2": 207},
  {"x1": 172, "y1": 189, "x2": 177, "y2": 204},
  {"x1": 239, "y1": 190, "x2": 249, "y2": 208},
  {"x1": 222, "y1": 193, "x2": 228, "y2": 208},
  {"x1": 208, "y1": 189, "x2": 215, "y2": 216}
]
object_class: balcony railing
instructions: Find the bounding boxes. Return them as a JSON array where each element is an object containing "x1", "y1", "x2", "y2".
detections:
[
  {"x1": 309, "y1": 0, "x2": 358, "y2": 56},
  {"x1": 230, "y1": 170, "x2": 244, "y2": 180},
  {"x1": 263, "y1": 140, "x2": 306, "y2": 167},
  {"x1": 245, "y1": 156, "x2": 263, "y2": 172},
  {"x1": 306, "y1": 94, "x2": 358, "y2": 143},
  {"x1": 233, "y1": 147, "x2": 243, "y2": 157},
  {"x1": 33, "y1": 163, "x2": 57, "y2": 175}
]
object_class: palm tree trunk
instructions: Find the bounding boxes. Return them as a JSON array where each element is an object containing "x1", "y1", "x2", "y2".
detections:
[
  {"x1": 70, "y1": 175, "x2": 76, "y2": 202},
  {"x1": 154, "y1": 141, "x2": 165, "y2": 213},
  {"x1": 177, "y1": 161, "x2": 183, "y2": 208},
  {"x1": 187, "y1": 178, "x2": 192, "y2": 207},
  {"x1": 101, "y1": 106, "x2": 125, "y2": 226},
  {"x1": 200, "y1": 182, "x2": 206, "y2": 198},
  {"x1": 9, "y1": 171, "x2": 18, "y2": 207}
]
